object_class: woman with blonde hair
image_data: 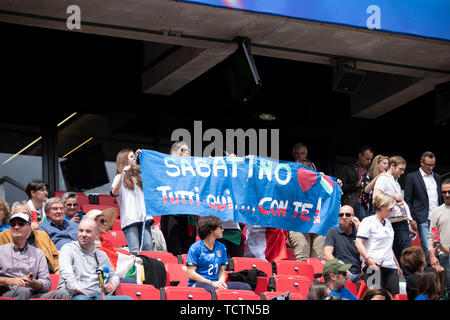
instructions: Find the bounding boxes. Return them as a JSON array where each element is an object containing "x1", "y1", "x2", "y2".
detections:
[
  {"x1": 355, "y1": 191, "x2": 403, "y2": 296},
  {"x1": 360, "y1": 154, "x2": 389, "y2": 216},
  {"x1": 0, "y1": 197, "x2": 11, "y2": 232},
  {"x1": 111, "y1": 148, "x2": 153, "y2": 254}
]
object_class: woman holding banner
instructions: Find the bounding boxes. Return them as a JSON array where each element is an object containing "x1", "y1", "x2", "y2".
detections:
[
  {"x1": 111, "y1": 148, "x2": 153, "y2": 254},
  {"x1": 160, "y1": 141, "x2": 197, "y2": 256}
]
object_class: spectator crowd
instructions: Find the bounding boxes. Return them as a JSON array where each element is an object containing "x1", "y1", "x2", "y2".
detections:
[{"x1": 0, "y1": 142, "x2": 448, "y2": 301}]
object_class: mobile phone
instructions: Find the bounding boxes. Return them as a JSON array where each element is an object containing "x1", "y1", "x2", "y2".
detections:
[{"x1": 77, "y1": 210, "x2": 84, "y2": 220}]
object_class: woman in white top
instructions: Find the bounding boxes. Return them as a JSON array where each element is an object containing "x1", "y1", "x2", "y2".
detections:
[
  {"x1": 26, "y1": 180, "x2": 48, "y2": 229},
  {"x1": 355, "y1": 191, "x2": 403, "y2": 296},
  {"x1": 111, "y1": 148, "x2": 153, "y2": 254}
]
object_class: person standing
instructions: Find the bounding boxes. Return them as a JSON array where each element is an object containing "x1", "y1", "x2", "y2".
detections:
[
  {"x1": 111, "y1": 148, "x2": 153, "y2": 254},
  {"x1": 160, "y1": 142, "x2": 197, "y2": 256},
  {"x1": 405, "y1": 151, "x2": 443, "y2": 258},
  {"x1": 361, "y1": 154, "x2": 389, "y2": 216},
  {"x1": 373, "y1": 155, "x2": 416, "y2": 276},
  {"x1": 25, "y1": 180, "x2": 48, "y2": 229},
  {"x1": 355, "y1": 191, "x2": 403, "y2": 296},
  {"x1": 339, "y1": 146, "x2": 374, "y2": 219},
  {"x1": 428, "y1": 178, "x2": 450, "y2": 299}
]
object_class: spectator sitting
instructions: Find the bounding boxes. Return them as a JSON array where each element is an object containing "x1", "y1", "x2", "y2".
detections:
[
  {"x1": 0, "y1": 201, "x2": 60, "y2": 274},
  {"x1": 324, "y1": 205, "x2": 362, "y2": 282},
  {"x1": 83, "y1": 209, "x2": 138, "y2": 283},
  {"x1": 361, "y1": 288, "x2": 393, "y2": 300},
  {"x1": 307, "y1": 281, "x2": 331, "y2": 300},
  {"x1": 38, "y1": 197, "x2": 78, "y2": 250},
  {"x1": 26, "y1": 180, "x2": 48, "y2": 229},
  {"x1": 0, "y1": 197, "x2": 11, "y2": 232},
  {"x1": 0, "y1": 212, "x2": 51, "y2": 299},
  {"x1": 62, "y1": 192, "x2": 81, "y2": 223},
  {"x1": 186, "y1": 215, "x2": 251, "y2": 293},
  {"x1": 42, "y1": 218, "x2": 132, "y2": 300},
  {"x1": 400, "y1": 246, "x2": 445, "y2": 300},
  {"x1": 415, "y1": 269, "x2": 445, "y2": 300},
  {"x1": 322, "y1": 259, "x2": 358, "y2": 300}
]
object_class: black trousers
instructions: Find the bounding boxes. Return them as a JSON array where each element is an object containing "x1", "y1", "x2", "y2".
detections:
[
  {"x1": 161, "y1": 215, "x2": 196, "y2": 256},
  {"x1": 363, "y1": 266, "x2": 400, "y2": 296}
]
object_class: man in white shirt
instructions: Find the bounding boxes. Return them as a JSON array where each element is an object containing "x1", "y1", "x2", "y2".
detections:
[
  {"x1": 373, "y1": 156, "x2": 416, "y2": 278},
  {"x1": 405, "y1": 152, "x2": 444, "y2": 259}
]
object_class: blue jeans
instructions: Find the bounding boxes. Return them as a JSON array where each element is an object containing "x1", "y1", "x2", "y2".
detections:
[
  {"x1": 123, "y1": 220, "x2": 153, "y2": 253},
  {"x1": 391, "y1": 220, "x2": 412, "y2": 279},
  {"x1": 191, "y1": 281, "x2": 252, "y2": 293},
  {"x1": 72, "y1": 294, "x2": 132, "y2": 300},
  {"x1": 417, "y1": 219, "x2": 430, "y2": 252},
  {"x1": 353, "y1": 202, "x2": 367, "y2": 220}
]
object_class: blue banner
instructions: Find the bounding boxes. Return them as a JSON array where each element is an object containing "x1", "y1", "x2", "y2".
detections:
[
  {"x1": 177, "y1": 0, "x2": 450, "y2": 41},
  {"x1": 140, "y1": 150, "x2": 341, "y2": 235}
]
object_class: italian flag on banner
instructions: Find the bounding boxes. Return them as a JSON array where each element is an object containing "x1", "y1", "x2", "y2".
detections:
[
  {"x1": 244, "y1": 225, "x2": 288, "y2": 262},
  {"x1": 100, "y1": 246, "x2": 135, "y2": 279}
]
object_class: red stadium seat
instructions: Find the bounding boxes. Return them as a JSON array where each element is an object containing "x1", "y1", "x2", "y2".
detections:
[
  {"x1": 97, "y1": 194, "x2": 119, "y2": 207},
  {"x1": 306, "y1": 257, "x2": 326, "y2": 274},
  {"x1": 260, "y1": 291, "x2": 306, "y2": 300},
  {"x1": 346, "y1": 279, "x2": 358, "y2": 296},
  {"x1": 165, "y1": 263, "x2": 189, "y2": 287},
  {"x1": 139, "y1": 251, "x2": 178, "y2": 265},
  {"x1": 0, "y1": 297, "x2": 15, "y2": 300},
  {"x1": 268, "y1": 275, "x2": 313, "y2": 297},
  {"x1": 49, "y1": 273, "x2": 60, "y2": 292},
  {"x1": 393, "y1": 294, "x2": 408, "y2": 300},
  {"x1": 103, "y1": 230, "x2": 127, "y2": 248},
  {"x1": 230, "y1": 257, "x2": 273, "y2": 276},
  {"x1": 179, "y1": 254, "x2": 188, "y2": 264},
  {"x1": 215, "y1": 289, "x2": 260, "y2": 300},
  {"x1": 273, "y1": 260, "x2": 315, "y2": 280},
  {"x1": 81, "y1": 204, "x2": 118, "y2": 216},
  {"x1": 115, "y1": 283, "x2": 161, "y2": 300},
  {"x1": 162, "y1": 286, "x2": 212, "y2": 300}
]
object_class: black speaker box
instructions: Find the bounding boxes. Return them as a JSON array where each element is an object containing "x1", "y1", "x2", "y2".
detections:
[{"x1": 332, "y1": 65, "x2": 366, "y2": 94}]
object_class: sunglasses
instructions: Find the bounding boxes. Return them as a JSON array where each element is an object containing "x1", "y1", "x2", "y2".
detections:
[
  {"x1": 66, "y1": 203, "x2": 78, "y2": 207},
  {"x1": 339, "y1": 212, "x2": 352, "y2": 218},
  {"x1": 442, "y1": 191, "x2": 450, "y2": 195},
  {"x1": 99, "y1": 218, "x2": 107, "y2": 225},
  {"x1": 10, "y1": 220, "x2": 27, "y2": 227}
]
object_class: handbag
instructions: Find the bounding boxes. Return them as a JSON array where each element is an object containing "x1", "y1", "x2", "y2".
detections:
[{"x1": 384, "y1": 177, "x2": 410, "y2": 220}]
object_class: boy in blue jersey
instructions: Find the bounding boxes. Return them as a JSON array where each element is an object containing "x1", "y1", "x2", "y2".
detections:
[
  {"x1": 323, "y1": 259, "x2": 359, "y2": 300},
  {"x1": 186, "y1": 215, "x2": 251, "y2": 292}
]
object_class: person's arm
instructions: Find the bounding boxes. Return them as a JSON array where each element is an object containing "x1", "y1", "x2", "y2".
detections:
[
  {"x1": 392, "y1": 251, "x2": 403, "y2": 278},
  {"x1": 355, "y1": 237, "x2": 379, "y2": 269},
  {"x1": 110, "y1": 174, "x2": 124, "y2": 197},
  {"x1": 186, "y1": 265, "x2": 227, "y2": 289},
  {"x1": 364, "y1": 173, "x2": 386, "y2": 194},
  {"x1": 323, "y1": 246, "x2": 335, "y2": 260},
  {"x1": 428, "y1": 215, "x2": 440, "y2": 268}
]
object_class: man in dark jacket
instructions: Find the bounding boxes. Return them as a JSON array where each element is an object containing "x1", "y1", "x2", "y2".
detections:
[
  {"x1": 338, "y1": 146, "x2": 373, "y2": 220},
  {"x1": 404, "y1": 151, "x2": 444, "y2": 259}
]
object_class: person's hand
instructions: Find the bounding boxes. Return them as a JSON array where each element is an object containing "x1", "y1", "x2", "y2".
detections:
[
  {"x1": 6, "y1": 277, "x2": 29, "y2": 287},
  {"x1": 395, "y1": 194, "x2": 404, "y2": 202},
  {"x1": 26, "y1": 273, "x2": 43, "y2": 291},
  {"x1": 351, "y1": 216, "x2": 360, "y2": 230},
  {"x1": 104, "y1": 282, "x2": 116, "y2": 295},
  {"x1": 356, "y1": 177, "x2": 362, "y2": 188},
  {"x1": 71, "y1": 288, "x2": 89, "y2": 299},
  {"x1": 397, "y1": 267, "x2": 403, "y2": 278},
  {"x1": 433, "y1": 264, "x2": 445, "y2": 276},
  {"x1": 410, "y1": 220, "x2": 418, "y2": 231},
  {"x1": 430, "y1": 255, "x2": 440, "y2": 269},
  {"x1": 211, "y1": 280, "x2": 227, "y2": 290},
  {"x1": 31, "y1": 221, "x2": 39, "y2": 230},
  {"x1": 366, "y1": 258, "x2": 381, "y2": 270},
  {"x1": 70, "y1": 215, "x2": 80, "y2": 223},
  {"x1": 123, "y1": 164, "x2": 132, "y2": 173},
  {"x1": 337, "y1": 179, "x2": 343, "y2": 188}
]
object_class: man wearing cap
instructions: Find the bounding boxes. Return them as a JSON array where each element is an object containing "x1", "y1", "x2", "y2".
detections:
[
  {"x1": 323, "y1": 259, "x2": 358, "y2": 300},
  {"x1": 38, "y1": 197, "x2": 78, "y2": 250},
  {"x1": 0, "y1": 212, "x2": 51, "y2": 299}
]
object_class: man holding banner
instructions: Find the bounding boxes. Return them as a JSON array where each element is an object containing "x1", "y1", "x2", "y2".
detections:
[{"x1": 139, "y1": 149, "x2": 342, "y2": 261}]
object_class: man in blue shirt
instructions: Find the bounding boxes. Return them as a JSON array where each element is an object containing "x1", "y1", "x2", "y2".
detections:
[
  {"x1": 186, "y1": 215, "x2": 251, "y2": 293},
  {"x1": 39, "y1": 197, "x2": 78, "y2": 250},
  {"x1": 323, "y1": 259, "x2": 359, "y2": 300}
]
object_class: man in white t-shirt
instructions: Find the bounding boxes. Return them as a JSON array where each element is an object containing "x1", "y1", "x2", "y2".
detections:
[{"x1": 373, "y1": 156, "x2": 416, "y2": 278}]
